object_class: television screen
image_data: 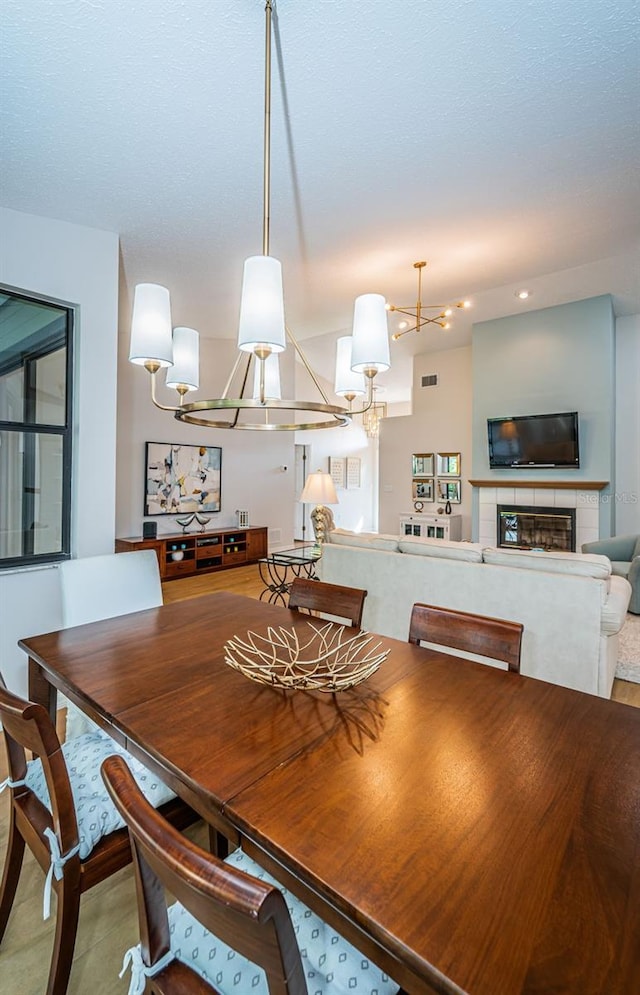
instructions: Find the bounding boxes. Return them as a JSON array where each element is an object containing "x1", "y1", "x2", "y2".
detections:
[
  {"x1": 145, "y1": 442, "x2": 222, "y2": 515},
  {"x1": 487, "y1": 412, "x2": 579, "y2": 468}
]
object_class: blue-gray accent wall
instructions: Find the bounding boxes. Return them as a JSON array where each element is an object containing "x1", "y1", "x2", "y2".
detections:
[{"x1": 471, "y1": 295, "x2": 615, "y2": 539}]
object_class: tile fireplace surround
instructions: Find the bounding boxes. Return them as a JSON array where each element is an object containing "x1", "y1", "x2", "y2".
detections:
[{"x1": 476, "y1": 485, "x2": 602, "y2": 550}]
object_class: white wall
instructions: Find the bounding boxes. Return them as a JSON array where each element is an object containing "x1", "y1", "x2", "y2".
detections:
[
  {"x1": 0, "y1": 207, "x2": 119, "y2": 694},
  {"x1": 116, "y1": 333, "x2": 298, "y2": 548},
  {"x1": 615, "y1": 313, "x2": 640, "y2": 535},
  {"x1": 378, "y1": 347, "x2": 473, "y2": 537}
]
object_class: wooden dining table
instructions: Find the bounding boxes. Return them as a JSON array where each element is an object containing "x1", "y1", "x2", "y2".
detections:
[{"x1": 19, "y1": 591, "x2": 640, "y2": 995}]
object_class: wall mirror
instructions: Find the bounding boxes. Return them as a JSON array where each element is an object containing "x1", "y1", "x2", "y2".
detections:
[
  {"x1": 436, "y1": 452, "x2": 461, "y2": 476},
  {"x1": 412, "y1": 479, "x2": 434, "y2": 501},
  {"x1": 437, "y1": 478, "x2": 461, "y2": 503},
  {"x1": 412, "y1": 453, "x2": 434, "y2": 477}
]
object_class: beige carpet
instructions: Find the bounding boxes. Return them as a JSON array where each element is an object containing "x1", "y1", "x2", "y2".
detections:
[{"x1": 616, "y1": 613, "x2": 640, "y2": 684}]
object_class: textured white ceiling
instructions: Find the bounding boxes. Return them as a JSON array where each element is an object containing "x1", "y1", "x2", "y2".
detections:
[{"x1": 2, "y1": 0, "x2": 639, "y2": 401}]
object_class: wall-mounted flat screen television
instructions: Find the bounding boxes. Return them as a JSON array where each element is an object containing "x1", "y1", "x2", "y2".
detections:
[{"x1": 487, "y1": 412, "x2": 579, "y2": 469}]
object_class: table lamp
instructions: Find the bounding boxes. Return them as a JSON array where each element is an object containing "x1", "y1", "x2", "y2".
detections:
[{"x1": 300, "y1": 470, "x2": 339, "y2": 553}]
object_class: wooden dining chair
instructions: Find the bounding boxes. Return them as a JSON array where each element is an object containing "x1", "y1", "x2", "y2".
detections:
[
  {"x1": 102, "y1": 754, "x2": 400, "y2": 995},
  {"x1": 288, "y1": 577, "x2": 367, "y2": 628},
  {"x1": 59, "y1": 550, "x2": 163, "y2": 739},
  {"x1": 0, "y1": 685, "x2": 194, "y2": 995},
  {"x1": 408, "y1": 603, "x2": 524, "y2": 673}
]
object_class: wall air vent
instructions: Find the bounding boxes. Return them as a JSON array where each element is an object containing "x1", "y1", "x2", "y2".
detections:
[{"x1": 421, "y1": 374, "x2": 439, "y2": 388}]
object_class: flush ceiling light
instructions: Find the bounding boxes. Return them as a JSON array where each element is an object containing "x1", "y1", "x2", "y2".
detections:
[
  {"x1": 128, "y1": 0, "x2": 389, "y2": 431},
  {"x1": 388, "y1": 261, "x2": 470, "y2": 341},
  {"x1": 515, "y1": 289, "x2": 532, "y2": 300}
]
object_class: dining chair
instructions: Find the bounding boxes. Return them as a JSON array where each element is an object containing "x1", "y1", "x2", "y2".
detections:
[
  {"x1": 408, "y1": 603, "x2": 524, "y2": 673},
  {"x1": 288, "y1": 577, "x2": 367, "y2": 628},
  {"x1": 102, "y1": 754, "x2": 400, "y2": 995},
  {"x1": 0, "y1": 685, "x2": 194, "y2": 995},
  {"x1": 59, "y1": 549, "x2": 163, "y2": 738}
]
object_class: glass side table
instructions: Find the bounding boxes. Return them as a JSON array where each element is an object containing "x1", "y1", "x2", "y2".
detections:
[{"x1": 258, "y1": 545, "x2": 322, "y2": 605}]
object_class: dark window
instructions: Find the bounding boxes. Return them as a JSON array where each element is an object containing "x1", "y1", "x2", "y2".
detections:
[{"x1": 0, "y1": 287, "x2": 74, "y2": 567}]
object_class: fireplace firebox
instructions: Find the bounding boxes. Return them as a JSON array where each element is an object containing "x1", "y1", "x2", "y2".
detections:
[{"x1": 497, "y1": 505, "x2": 576, "y2": 552}]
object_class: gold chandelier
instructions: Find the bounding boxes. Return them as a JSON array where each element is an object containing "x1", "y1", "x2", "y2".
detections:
[
  {"x1": 389, "y1": 261, "x2": 470, "y2": 341},
  {"x1": 128, "y1": 1, "x2": 390, "y2": 431},
  {"x1": 362, "y1": 401, "x2": 387, "y2": 439}
]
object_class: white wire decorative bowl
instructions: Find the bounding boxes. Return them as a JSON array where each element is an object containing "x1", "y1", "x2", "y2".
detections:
[{"x1": 224, "y1": 621, "x2": 389, "y2": 692}]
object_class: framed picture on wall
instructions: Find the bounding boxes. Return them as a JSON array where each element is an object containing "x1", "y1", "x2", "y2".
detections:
[
  {"x1": 346, "y1": 456, "x2": 361, "y2": 489},
  {"x1": 329, "y1": 456, "x2": 346, "y2": 489},
  {"x1": 437, "y1": 478, "x2": 461, "y2": 503},
  {"x1": 145, "y1": 442, "x2": 222, "y2": 516},
  {"x1": 412, "y1": 479, "x2": 434, "y2": 501},
  {"x1": 412, "y1": 453, "x2": 434, "y2": 477}
]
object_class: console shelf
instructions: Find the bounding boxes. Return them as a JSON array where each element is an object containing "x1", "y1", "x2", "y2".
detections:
[{"x1": 115, "y1": 526, "x2": 268, "y2": 581}]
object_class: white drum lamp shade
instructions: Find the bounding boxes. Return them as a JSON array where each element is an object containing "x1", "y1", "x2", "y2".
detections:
[
  {"x1": 165, "y1": 327, "x2": 200, "y2": 391},
  {"x1": 334, "y1": 336, "x2": 366, "y2": 397},
  {"x1": 129, "y1": 283, "x2": 174, "y2": 367},
  {"x1": 300, "y1": 470, "x2": 338, "y2": 506},
  {"x1": 350, "y1": 293, "x2": 390, "y2": 374},
  {"x1": 237, "y1": 255, "x2": 286, "y2": 355},
  {"x1": 253, "y1": 352, "x2": 282, "y2": 400}
]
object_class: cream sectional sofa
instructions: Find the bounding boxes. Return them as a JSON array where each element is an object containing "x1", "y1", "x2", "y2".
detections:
[{"x1": 318, "y1": 529, "x2": 632, "y2": 698}]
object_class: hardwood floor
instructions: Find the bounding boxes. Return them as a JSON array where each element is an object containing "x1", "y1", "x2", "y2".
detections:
[{"x1": 1, "y1": 563, "x2": 638, "y2": 992}]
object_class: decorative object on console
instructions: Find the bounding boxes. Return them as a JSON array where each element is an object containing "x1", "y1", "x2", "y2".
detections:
[
  {"x1": 445, "y1": 500, "x2": 452, "y2": 515},
  {"x1": 128, "y1": 2, "x2": 390, "y2": 432},
  {"x1": 142, "y1": 521, "x2": 157, "y2": 539},
  {"x1": 300, "y1": 470, "x2": 339, "y2": 553},
  {"x1": 236, "y1": 510, "x2": 250, "y2": 528},
  {"x1": 224, "y1": 621, "x2": 389, "y2": 692},
  {"x1": 145, "y1": 442, "x2": 221, "y2": 516},
  {"x1": 388, "y1": 261, "x2": 470, "y2": 341},
  {"x1": 176, "y1": 514, "x2": 196, "y2": 533}
]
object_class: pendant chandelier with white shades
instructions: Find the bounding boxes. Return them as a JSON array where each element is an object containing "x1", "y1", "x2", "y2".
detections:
[{"x1": 128, "y1": 0, "x2": 390, "y2": 431}]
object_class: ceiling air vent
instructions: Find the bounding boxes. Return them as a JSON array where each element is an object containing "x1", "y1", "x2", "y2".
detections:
[{"x1": 421, "y1": 374, "x2": 439, "y2": 388}]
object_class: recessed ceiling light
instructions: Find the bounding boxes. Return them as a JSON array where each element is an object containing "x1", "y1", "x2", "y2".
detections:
[{"x1": 515, "y1": 289, "x2": 531, "y2": 300}]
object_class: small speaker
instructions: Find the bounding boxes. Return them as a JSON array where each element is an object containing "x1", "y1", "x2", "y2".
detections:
[{"x1": 143, "y1": 521, "x2": 157, "y2": 539}]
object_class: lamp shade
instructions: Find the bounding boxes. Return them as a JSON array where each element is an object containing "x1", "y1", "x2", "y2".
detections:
[
  {"x1": 129, "y1": 283, "x2": 174, "y2": 367},
  {"x1": 252, "y1": 352, "x2": 281, "y2": 400},
  {"x1": 165, "y1": 327, "x2": 200, "y2": 391},
  {"x1": 300, "y1": 470, "x2": 338, "y2": 505},
  {"x1": 334, "y1": 336, "x2": 366, "y2": 397},
  {"x1": 237, "y1": 255, "x2": 286, "y2": 355},
  {"x1": 350, "y1": 293, "x2": 390, "y2": 374}
]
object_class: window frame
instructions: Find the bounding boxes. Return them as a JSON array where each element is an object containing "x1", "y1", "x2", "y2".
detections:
[{"x1": 0, "y1": 285, "x2": 74, "y2": 569}]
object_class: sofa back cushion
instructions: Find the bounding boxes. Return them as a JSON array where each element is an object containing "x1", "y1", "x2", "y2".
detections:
[
  {"x1": 482, "y1": 547, "x2": 611, "y2": 580},
  {"x1": 329, "y1": 529, "x2": 399, "y2": 552},
  {"x1": 398, "y1": 536, "x2": 484, "y2": 563}
]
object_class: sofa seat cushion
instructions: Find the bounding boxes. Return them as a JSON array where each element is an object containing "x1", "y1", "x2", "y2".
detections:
[
  {"x1": 398, "y1": 536, "x2": 484, "y2": 563},
  {"x1": 482, "y1": 547, "x2": 612, "y2": 580},
  {"x1": 25, "y1": 730, "x2": 175, "y2": 860},
  {"x1": 329, "y1": 528, "x2": 399, "y2": 552},
  {"x1": 122, "y1": 848, "x2": 399, "y2": 995}
]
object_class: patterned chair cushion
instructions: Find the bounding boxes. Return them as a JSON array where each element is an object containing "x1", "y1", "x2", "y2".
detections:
[
  {"x1": 25, "y1": 731, "x2": 175, "y2": 860},
  {"x1": 122, "y1": 847, "x2": 399, "y2": 995}
]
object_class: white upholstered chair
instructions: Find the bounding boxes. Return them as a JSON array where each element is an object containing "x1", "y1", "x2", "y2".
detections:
[{"x1": 59, "y1": 550, "x2": 163, "y2": 738}]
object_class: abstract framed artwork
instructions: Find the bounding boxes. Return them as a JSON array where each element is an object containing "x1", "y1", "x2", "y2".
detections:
[{"x1": 145, "y1": 442, "x2": 222, "y2": 516}]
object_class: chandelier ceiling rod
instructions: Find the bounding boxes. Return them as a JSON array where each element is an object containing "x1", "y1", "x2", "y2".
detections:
[{"x1": 128, "y1": 0, "x2": 390, "y2": 431}]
